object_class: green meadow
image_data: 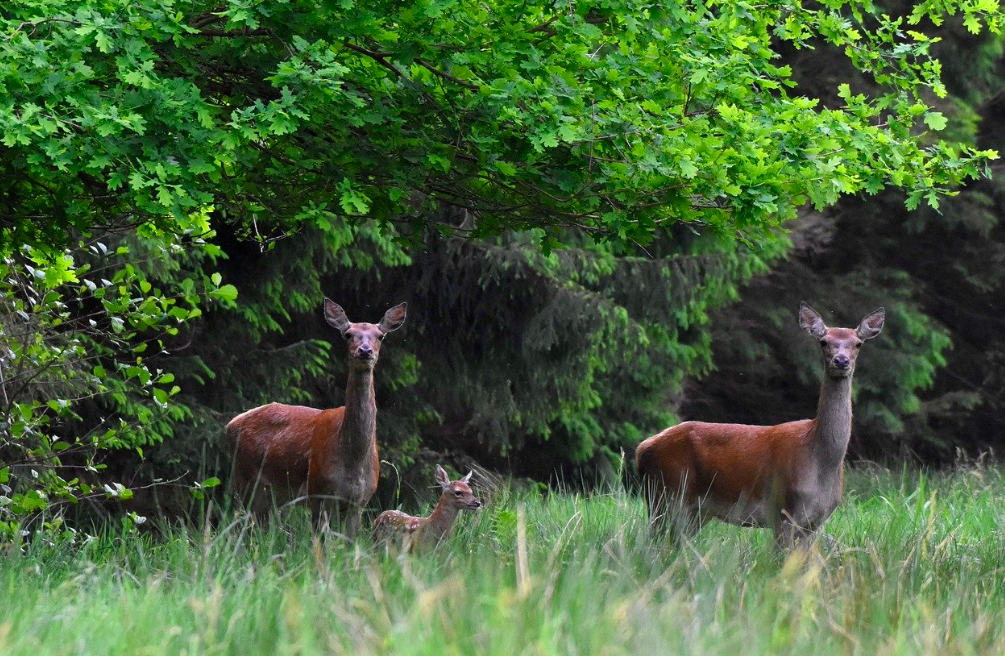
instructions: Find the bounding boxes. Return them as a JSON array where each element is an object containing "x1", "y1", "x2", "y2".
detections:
[{"x1": 2, "y1": 466, "x2": 1004, "y2": 656}]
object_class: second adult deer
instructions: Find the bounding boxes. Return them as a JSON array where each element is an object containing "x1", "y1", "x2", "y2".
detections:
[
  {"x1": 372, "y1": 466, "x2": 481, "y2": 551},
  {"x1": 227, "y1": 299, "x2": 406, "y2": 536},
  {"x1": 636, "y1": 302, "x2": 885, "y2": 548}
]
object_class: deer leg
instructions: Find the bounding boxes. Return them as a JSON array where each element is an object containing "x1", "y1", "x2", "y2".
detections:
[
  {"x1": 345, "y1": 505, "x2": 363, "y2": 541},
  {"x1": 667, "y1": 472, "x2": 702, "y2": 543},
  {"x1": 775, "y1": 511, "x2": 817, "y2": 553},
  {"x1": 645, "y1": 477, "x2": 701, "y2": 544},
  {"x1": 791, "y1": 521, "x2": 819, "y2": 552},
  {"x1": 666, "y1": 501, "x2": 702, "y2": 543},
  {"x1": 250, "y1": 490, "x2": 272, "y2": 529},
  {"x1": 774, "y1": 521, "x2": 796, "y2": 552},
  {"x1": 234, "y1": 467, "x2": 273, "y2": 529},
  {"x1": 644, "y1": 479, "x2": 671, "y2": 535},
  {"x1": 310, "y1": 496, "x2": 333, "y2": 535},
  {"x1": 312, "y1": 497, "x2": 364, "y2": 542}
]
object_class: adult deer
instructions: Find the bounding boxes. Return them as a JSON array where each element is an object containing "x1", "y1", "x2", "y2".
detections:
[
  {"x1": 372, "y1": 466, "x2": 481, "y2": 551},
  {"x1": 227, "y1": 299, "x2": 407, "y2": 536},
  {"x1": 636, "y1": 302, "x2": 885, "y2": 548}
]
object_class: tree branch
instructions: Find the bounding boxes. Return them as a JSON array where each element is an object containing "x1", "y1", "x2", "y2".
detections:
[
  {"x1": 195, "y1": 28, "x2": 271, "y2": 38},
  {"x1": 342, "y1": 42, "x2": 407, "y2": 79},
  {"x1": 415, "y1": 58, "x2": 479, "y2": 90}
]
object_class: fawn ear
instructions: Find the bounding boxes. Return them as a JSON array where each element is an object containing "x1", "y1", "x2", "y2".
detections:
[
  {"x1": 378, "y1": 302, "x2": 407, "y2": 334},
  {"x1": 857, "y1": 307, "x2": 885, "y2": 340},
  {"x1": 324, "y1": 298, "x2": 351, "y2": 337},
  {"x1": 435, "y1": 465, "x2": 450, "y2": 489},
  {"x1": 798, "y1": 301, "x2": 827, "y2": 338},
  {"x1": 461, "y1": 470, "x2": 473, "y2": 485}
]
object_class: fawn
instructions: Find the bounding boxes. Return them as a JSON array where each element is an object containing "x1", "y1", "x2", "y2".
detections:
[{"x1": 372, "y1": 466, "x2": 481, "y2": 550}]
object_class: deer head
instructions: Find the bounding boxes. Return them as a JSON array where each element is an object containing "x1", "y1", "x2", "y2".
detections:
[
  {"x1": 324, "y1": 299, "x2": 407, "y2": 369},
  {"x1": 435, "y1": 465, "x2": 481, "y2": 510},
  {"x1": 799, "y1": 302, "x2": 885, "y2": 378}
]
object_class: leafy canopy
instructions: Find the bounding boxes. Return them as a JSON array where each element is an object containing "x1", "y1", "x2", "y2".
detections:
[{"x1": 1, "y1": 0, "x2": 1001, "y2": 252}]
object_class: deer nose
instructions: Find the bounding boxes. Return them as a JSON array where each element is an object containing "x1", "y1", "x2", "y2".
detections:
[
  {"x1": 358, "y1": 345, "x2": 374, "y2": 358},
  {"x1": 833, "y1": 355, "x2": 850, "y2": 369}
]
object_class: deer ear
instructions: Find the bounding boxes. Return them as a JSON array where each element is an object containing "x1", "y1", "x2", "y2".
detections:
[
  {"x1": 324, "y1": 298, "x2": 351, "y2": 336},
  {"x1": 461, "y1": 470, "x2": 473, "y2": 485},
  {"x1": 435, "y1": 465, "x2": 450, "y2": 489},
  {"x1": 798, "y1": 301, "x2": 827, "y2": 338},
  {"x1": 378, "y1": 302, "x2": 407, "y2": 334},
  {"x1": 857, "y1": 307, "x2": 885, "y2": 340}
]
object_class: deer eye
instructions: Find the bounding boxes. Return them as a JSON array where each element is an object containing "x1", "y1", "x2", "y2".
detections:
[{"x1": 454, "y1": 490, "x2": 463, "y2": 496}]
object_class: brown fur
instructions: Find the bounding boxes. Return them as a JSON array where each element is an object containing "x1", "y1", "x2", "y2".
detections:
[{"x1": 637, "y1": 419, "x2": 826, "y2": 527}]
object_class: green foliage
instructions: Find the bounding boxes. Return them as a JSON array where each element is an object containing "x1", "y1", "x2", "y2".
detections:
[
  {"x1": 3, "y1": 0, "x2": 1005, "y2": 500},
  {"x1": 1, "y1": 0, "x2": 1001, "y2": 254},
  {"x1": 0, "y1": 222, "x2": 227, "y2": 541},
  {"x1": 687, "y1": 6, "x2": 1005, "y2": 459}
]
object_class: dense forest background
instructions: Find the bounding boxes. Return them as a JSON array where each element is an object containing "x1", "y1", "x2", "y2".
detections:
[
  {"x1": 688, "y1": 17, "x2": 1005, "y2": 464},
  {"x1": 2, "y1": 0, "x2": 1005, "y2": 530},
  {"x1": 181, "y1": 7, "x2": 1005, "y2": 480}
]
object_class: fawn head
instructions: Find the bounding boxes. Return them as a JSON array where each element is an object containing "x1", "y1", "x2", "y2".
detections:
[
  {"x1": 435, "y1": 465, "x2": 481, "y2": 510},
  {"x1": 324, "y1": 299, "x2": 407, "y2": 369},
  {"x1": 799, "y1": 302, "x2": 885, "y2": 378}
]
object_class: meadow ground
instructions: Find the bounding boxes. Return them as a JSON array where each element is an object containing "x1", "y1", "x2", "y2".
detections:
[{"x1": 2, "y1": 465, "x2": 1005, "y2": 656}]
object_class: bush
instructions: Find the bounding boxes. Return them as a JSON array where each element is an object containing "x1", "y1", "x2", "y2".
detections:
[{"x1": 0, "y1": 222, "x2": 229, "y2": 542}]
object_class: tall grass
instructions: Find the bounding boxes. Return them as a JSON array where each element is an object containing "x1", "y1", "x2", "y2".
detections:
[{"x1": 2, "y1": 466, "x2": 1005, "y2": 655}]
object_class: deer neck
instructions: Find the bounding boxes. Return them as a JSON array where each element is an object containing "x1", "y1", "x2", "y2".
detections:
[
  {"x1": 421, "y1": 497, "x2": 459, "y2": 543},
  {"x1": 811, "y1": 373, "x2": 854, "y2": 468},
  {"x1": 340, "y1": 366, "x2": 377, "y2": 460}
]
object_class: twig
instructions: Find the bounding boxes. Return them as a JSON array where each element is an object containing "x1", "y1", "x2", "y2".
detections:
[
  {"x1": 195, "y1": 28, "x2": 271, "y2": 38},
  {"x1": 414, "y1": 58, "x2": 478, "y2": 90},
  {"x1": 342, "y1": 42, "x2": 407, "y2": 79}
]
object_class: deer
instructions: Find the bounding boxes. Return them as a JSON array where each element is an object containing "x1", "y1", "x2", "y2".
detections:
[
  {"x1": 372, "y1": 466, "x2": 482, "y2": 551},
  {"x1": 636, "y1": 302, "x2": 885, "y2": 549},
  {"x1": 227, "y1": 299, "x2": 407, "y2": 537}
]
